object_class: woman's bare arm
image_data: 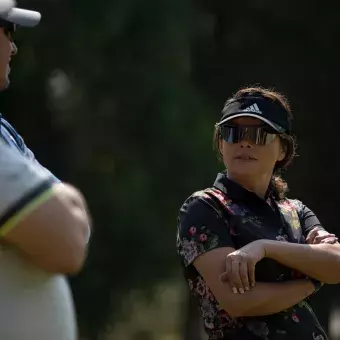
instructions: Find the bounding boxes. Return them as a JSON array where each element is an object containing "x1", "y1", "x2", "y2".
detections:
[
  {"x1": 194, "y1": 247, "x2": 315, "y2": 318},
  {"x1": 264, "y1": 240, "x2": 340, "y2": 284}
]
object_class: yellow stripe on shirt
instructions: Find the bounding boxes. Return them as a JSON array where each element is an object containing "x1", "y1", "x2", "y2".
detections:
[{"x1": 0, "y1": 188, "x2": 54, "y2": 237}]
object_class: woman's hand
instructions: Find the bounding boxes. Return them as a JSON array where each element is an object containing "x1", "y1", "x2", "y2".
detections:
[
  {"x1": 306, "y1": 228, "x2": 338, "y2": 245},
  {"x1": 220, "y1": 240, "x2": 266, "y2": 294}
]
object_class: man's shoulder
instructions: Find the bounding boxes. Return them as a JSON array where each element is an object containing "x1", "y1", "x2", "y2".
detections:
[
  {"x1": 0, "y1": 116, "x2": 25, "y2": 152},
  {"x1": 0, "y1": 116, "x2": 36, "y2": 160},
  {"x1": 1, "y1": 117, "x2": 19, "y2": 137},
  {"x1": 0, "y1": 116, "x2": 60, "y2": 182}
]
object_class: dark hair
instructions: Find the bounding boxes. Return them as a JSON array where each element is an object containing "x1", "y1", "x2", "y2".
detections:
[{"x1": 213, "y1": 86, "x2": 297, "y2": 200}]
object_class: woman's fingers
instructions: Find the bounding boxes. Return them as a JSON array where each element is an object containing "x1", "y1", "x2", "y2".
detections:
[
  {"x1": 320, "y1": 236, "x2": 338, "y2": 244},
  {"x1": 230, "y1": 259, "x2": 243, "y2": 294},
  {"x1": 220, "y1": 257, "x2": 232, "y2": 283},
  {"x1": 239, "y1": 261, "x2": 250, "y2": 292},
  {"x1": 222, "y1": 249, "x2": 260, "y2": 293},
  {"x1": 229, "y1": 257, "x2": 252, "y2": 294},
  {"x1": 306, "y1": 227, "x2": 318, "y2": 244},
  {"x1": 248, "y1": 259, "x2": 256, "y2": 288},
  {"x1": 307, "y1": 228, "x2": 338, "y2": 245},
  {"x1": 314, "y1": 234, "x2": 336, "y2": 244}
]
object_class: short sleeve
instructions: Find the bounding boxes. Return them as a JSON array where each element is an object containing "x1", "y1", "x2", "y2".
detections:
[
  {"x1": 0, "y1": 140, "x2": 55, "y2": 236},
  {"x1": 0, "y1": 118, "x2": 60, "y2": 183},
  {"x1": 294, "y1": 200, "x2": 325, "y2": 237},
  {"x1": 176, "y1": 193, "x2": 235, "y2": 267}
]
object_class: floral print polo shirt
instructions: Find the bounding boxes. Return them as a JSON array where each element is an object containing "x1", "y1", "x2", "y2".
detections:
[{"x1": 176, "y1": 172, "x2": 329, "y2": 340}]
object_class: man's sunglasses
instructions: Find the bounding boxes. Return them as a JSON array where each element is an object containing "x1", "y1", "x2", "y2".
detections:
[
  {"x1": 219, "y1": 124, "x2": 279, "y2": 145},
  {"x1": 0, "y1": 18, "x2": 15, "y2": 41}
]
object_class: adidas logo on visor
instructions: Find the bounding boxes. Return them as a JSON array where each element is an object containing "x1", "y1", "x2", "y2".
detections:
[{"x1": 243, "y1": 103, "x2": 262, "y2": 114}]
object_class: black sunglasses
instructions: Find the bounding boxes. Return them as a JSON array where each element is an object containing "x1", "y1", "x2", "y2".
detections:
[
  {"x1": 0, "y1": 18, "x2": 16, "y2": 41},
  {"x1": 219, "y1": 124, "x2": 279, "y2": 145}
]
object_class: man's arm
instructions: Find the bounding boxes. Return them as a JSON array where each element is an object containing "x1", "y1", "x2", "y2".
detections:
[
  {"x1": 2, "y1": 183, "x2": 91, "y2": 274},
  {"x1": 194, "y1": 247, "x2": 315, "y2": 318},
  {"x1": 0, "y1": 140, "x2": 91, "y2": 274},
  {"x1": 264, "y1": 240, "x2": 340, "y2": 284}
]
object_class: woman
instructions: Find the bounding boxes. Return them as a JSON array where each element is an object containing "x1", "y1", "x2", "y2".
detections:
[{"x1": 176, "y1": 86, "x2": 340, "y2": 340}]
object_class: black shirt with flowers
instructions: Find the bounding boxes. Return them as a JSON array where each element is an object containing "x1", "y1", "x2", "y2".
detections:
[{"x1": 176, "y1": 172, "x2": 328, "y2": 340}]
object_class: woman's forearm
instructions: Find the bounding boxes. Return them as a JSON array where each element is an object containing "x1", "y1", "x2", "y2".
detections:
[
  {"x1": 264, "y1": 240, "x2": 340, "y2": 284},
  {"x1": 224, "y1": 279, "x2": 314, "y2": 317}
]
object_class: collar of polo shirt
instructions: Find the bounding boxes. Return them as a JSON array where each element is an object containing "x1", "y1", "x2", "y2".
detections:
[{"x1": 213, "y1": 171, "x2": 275, "y2": 202}]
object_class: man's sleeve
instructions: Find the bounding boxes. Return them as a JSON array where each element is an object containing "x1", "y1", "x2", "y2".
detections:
[
  {"x1": 0, "y1": 140, "x2": 56, "y2": 237},
  {"x1": 177, "y1": 194, "x2": 235, "y2": 267},
  {"x1": 0, "y1": 118, "x2": 60, "y2": 182}
]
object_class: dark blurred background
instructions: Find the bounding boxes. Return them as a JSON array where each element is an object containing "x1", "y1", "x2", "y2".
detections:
[{"x1": 2, "y1": 0, "x2": 340, "y2": 339}]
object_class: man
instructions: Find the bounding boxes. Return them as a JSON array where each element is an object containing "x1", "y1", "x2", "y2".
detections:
[{"x1": 0, "y1": 2, "x2": 91, "y2": 339}]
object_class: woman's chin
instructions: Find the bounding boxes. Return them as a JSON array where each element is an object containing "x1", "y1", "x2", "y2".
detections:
[{"x1": 229, "y1": 162, "x2": 260, "y2": 176}]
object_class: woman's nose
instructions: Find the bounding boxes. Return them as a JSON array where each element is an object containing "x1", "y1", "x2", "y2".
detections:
[{"x1": 239, "y1": 139, "x2": 253, "y2": 148}]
